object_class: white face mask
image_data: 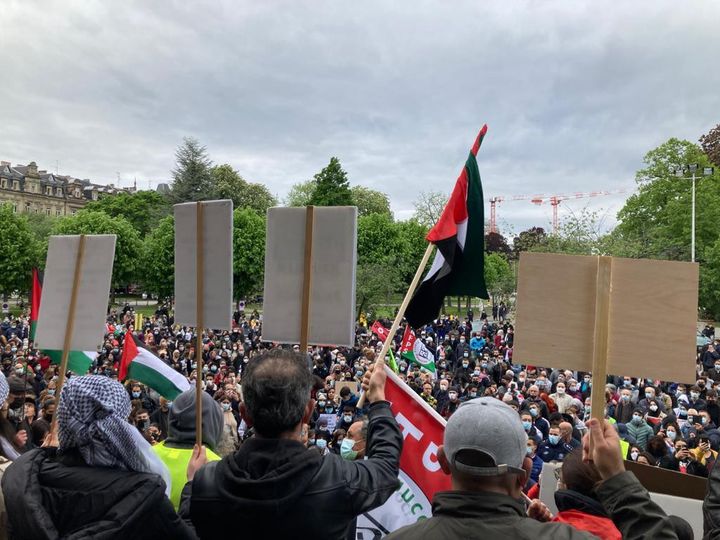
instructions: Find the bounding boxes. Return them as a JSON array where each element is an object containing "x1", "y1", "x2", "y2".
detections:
[{"x1": 630, "y1": 451, "x2": 639, "y2": 461}]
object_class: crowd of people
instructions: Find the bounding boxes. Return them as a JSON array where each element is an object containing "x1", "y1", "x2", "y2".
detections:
[{"x1": 0, "y1": 301, "x2": 716, "y2": 538}]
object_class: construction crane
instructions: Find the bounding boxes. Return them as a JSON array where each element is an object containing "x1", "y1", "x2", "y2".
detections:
[{"x1": 488, "y1": 189, "x2": 628, "y2": 234}]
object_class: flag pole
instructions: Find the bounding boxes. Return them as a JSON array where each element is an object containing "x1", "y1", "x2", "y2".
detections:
[
  {"x1": 299, "y1": 206, "x2": 315, "y2": 353},
  {"x1": 357, "y1": 242, "x2": 435, "y2": 408},
  {"x1": 195, "y1": 202, "x2": 205, "y2": 447},
  {"x1": 50, "y1": 234, "x2": 87, "y2": 431}
]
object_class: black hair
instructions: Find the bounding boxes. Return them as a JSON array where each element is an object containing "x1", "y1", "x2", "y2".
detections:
[{"x1": 241, "y1": 349, "x2": 314, "y2": 437}]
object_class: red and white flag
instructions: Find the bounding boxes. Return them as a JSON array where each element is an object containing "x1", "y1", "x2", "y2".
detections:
[
  {"x1": 371, "y1": 321, "x2": 391, "y2": 342},
  {"x1": 357, "y1": 368, "x2": 450, "y2": 537}
]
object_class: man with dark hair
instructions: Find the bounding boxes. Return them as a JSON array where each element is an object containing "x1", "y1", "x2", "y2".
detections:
[
  {"x1": 182, "y1": 349, "x2": 402, "y2": 539},
  {"x1": 387, "y1": 398, "x2": 680, "y2": 540}
]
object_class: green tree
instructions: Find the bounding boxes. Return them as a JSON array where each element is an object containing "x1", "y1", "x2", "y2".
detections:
[
  {"x1": 351, "y1": 186, "x2": 392, "y2": 217},
  {"x1": 357, "y1": 213, "x2": 403, "y2": 265},
  {"x1": 25, "y1": 213, "x2": 57, "y2": 246},
  {"x1": 484, "y1": 253, "x2": 514, "y2": 302},
  {"x1": 485, "y1": 231, "x2": 512, "y2": 257},
  {"x1": 233, "y1": 208, "x2": 266, "y2": 300},
  {"x1": 701, "y1": 123, "x2": 720, "y2": 167},
  {"x1": 52, "y1": 210, "x2": 143, "y2": 290},
  {"x1": 142, "y1": 215, "x2": 175, "y2": 299},
  {"x1": 170, "y1": 137, "x2": 214, "y2": 203},
  {"x1": 512, "y1": 227, "x2": 548, "y2": 258},
  {"x1": 211, "y1": 164, "x2": 277, "y2": 214},
  {"x1": 0, "y1": 204, "x2": 40, "y2": 297},
  {"x1": 284, "y1": 180, "x2": 316, "y2": 207},
  {"x1": 85, "y1": 190, "x2": 170, "y2": 237},
  {"x1": 308, "y1": 157, "x2": 353, "y2": 206},
  {"x1": 395, "y1": 218, "x2": 429, "y2": 283},
  {"x1": 356, "y1": 260, "x2": 402, "y2": 319},
  {"x1": 412, "y1": 191, "x2": 447, "y2": 228}
]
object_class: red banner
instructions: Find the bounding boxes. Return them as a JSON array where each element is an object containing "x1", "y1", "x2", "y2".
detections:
[{"x1": 357, "y1": 368, "x2": 449, "y2": 537}]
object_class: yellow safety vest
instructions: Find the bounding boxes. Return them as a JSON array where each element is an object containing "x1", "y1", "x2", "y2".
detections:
[{"x1": 153, "y1": 441, "x2": 222, "y2": 510}]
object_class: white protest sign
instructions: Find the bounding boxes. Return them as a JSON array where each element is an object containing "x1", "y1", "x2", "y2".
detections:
[
  {"x1": 35, "y1": 235, "x2": 116, "y2": 351},
  {"x1": 174, "y1": 200, "x2": 233, "y2": 330},
  {"x1": 262, "y1": 206, "x2": 357, "y2": 346}
]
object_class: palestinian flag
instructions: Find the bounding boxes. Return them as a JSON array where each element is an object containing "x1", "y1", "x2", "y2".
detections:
[
  {"x1": 405, "y1": 126, "x2": 489, "y2": 328},
  {"x1": 45, "y1": 350, "x2": 96, "y2": 374},
  {"x1": 120, "y1": 332, "x2": 190, "y2": 400},
  {"x1": 30, "y1": 268, "x2": 43, "y2": 342},
  {"x1": 399, "y1": 326, "x2": 436, "y2": 374}
]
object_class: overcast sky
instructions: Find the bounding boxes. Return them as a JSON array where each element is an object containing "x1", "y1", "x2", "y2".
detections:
[{"x1": 2, "y1": 1, "x2": 718, "y2": 233}]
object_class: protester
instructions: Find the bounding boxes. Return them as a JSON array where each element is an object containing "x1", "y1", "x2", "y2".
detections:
[
  {"x1": 180, "y1": 348, "x2": 402, "y2": 539},
  {"x1": 1, "y1": 375, "x2": 194, "y2": 539},
  {"x1": 152, "y1": 388, "x2": 224, "y2": 510},
  {"x1": 386, "y1": 397, "x2": 682, "y2": 539}
]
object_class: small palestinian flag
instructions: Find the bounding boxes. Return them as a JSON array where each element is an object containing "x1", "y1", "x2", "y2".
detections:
[
  {"x1": 45, "y1": 350, "x2": 95, "y2": 374},
  {"x1": 405, "y1": 126, "x2": 490, "y2": 328},
  {"x1": 120, "y1": 331, "x2": 190, "y2": 400},
  {"x1": 30, "y1": 268, "x2": 43, "y2": 342},
  {"x1": 399, "y1": 326, "x2": 436, "y2": 374}
]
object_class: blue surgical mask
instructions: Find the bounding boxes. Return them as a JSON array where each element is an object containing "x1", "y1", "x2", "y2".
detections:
[
  {"x1": 548, "y1": 435, "x2": 560, "y2": 445},
  {"x1": 522, "y1": 420, "x2": 532, "y2": 431},
  {"x1": 667, "y1": 430, "x2": 677, "y2": 440},
  {"x1": 316, "y1": 439, "x2": 327, "y2": 450},
  {"x1": 702, "y1": 416, "x2": 708, "y2": 425},
  {"x1": 47, "y1": 389, "x2": 55, "y2": 396},
  {"x1": 132, "y1": 391, "x2": 141, "y2": 399},
  {"x1": 632, "y1": 415, "x2": 643, "y2": 425},
  {"x1": 340, "y1": 437, "x2": 358, "y2": 460},
  {"x1": 529, "y1": 409, "x2": 538, "y2": 417},
  {"x1": 526, "y1": 446, "x2": 533, "y2": 455}
]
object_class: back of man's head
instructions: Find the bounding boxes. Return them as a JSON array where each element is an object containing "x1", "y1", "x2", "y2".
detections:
[
  {"x1": 442, "y1": 397, "x2": 527, "y2": 493},
  {"x1": 242, "y1": 349, "x2": 314, "y2": 437}
]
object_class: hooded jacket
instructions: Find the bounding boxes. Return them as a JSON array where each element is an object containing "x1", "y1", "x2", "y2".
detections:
[
  {"x1": 553, "y1": 489, "x2": 621, "y2": 540},
  {"x1": 1, "y1": 447, "x2": 195, "y2": 540},
  {"x1": 180, "y1": 400, "x2": 402, "y2": 539}
]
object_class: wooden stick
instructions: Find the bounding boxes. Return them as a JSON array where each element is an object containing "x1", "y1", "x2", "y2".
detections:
[
  {"x1": 590, "y1": 256, "x2": 612, "y2": 421},
  {"x1": 50, "y1": 234, "x2": 87, "y2": 430},
  {"x1": 357, "y1": 242, "x2": 435, "y2": 408},
  {"x1": 299, "y1": 206, "x2": 315, "y2": 353},
  {"x1": 195, "y1": 202, "x2": 204, "y2": 447}
]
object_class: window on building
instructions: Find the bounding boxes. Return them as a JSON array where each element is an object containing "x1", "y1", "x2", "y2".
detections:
[
  {"x1": 12, "y1": 204, "x2": 17, "y2": 213},
  {"x1": 45, "y1": 186, "x2": 52, "y2": 195},
  {"x1": 56, "y1": 209, "x2": 62, "y2": 217},
  {"x1": 45, "y1": 208, "x2": 51, "y2": 216},
  {"x1": 74, "y1": 188, "x2": 81, "y2": 198},
  {"x1": 0, "y1": 179, "x2": 6, "y2": 189},
  {"x1": 12, "y1": 181, "x2": 19, "y2": 190},
  {"x1": 25, "y1": 203, "x2": 31, "y2": 213},
  {"x1": 57, "y1": 187, "x2": 63, "y2": 196}
]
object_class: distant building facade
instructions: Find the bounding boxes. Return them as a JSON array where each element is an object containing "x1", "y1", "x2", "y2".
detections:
[{"x1": 0, "y1": 160, "x2": 129, "y2": 216}]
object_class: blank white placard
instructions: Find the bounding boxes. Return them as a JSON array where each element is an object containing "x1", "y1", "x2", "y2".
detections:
[
  {"x1": 35, "y1": 235, "x2": 116, "y2": 351},
  {"x1": 174, "y1": 200, "x2": 233, "y2": 330},
  {"x1": 262, "y1": 206, "x2": 357, "y2": 346}
]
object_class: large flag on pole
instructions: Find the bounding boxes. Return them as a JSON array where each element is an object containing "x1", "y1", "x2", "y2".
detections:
[
  {"x1": 30, "y1": 268, "x2": 43, "y2": 342},
  {"x1": 405, "y1": 126, "x2": 490, "y2": 328},
  {"x1": 357, "y1": 369, "x2": 450, "y2": 536},
  {"x1": 120, "y1": 332, "x2": 191, "y2": 400},
  {"x1": 399, "y1": 326, "x2": 436, "y2": 375}
]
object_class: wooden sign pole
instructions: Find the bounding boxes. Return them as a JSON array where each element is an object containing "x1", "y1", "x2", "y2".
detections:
[
  {"x1": 50, "y1": 234, "x2": 87, "y2": 429},
  {"x1": 299, "y1": 206, "x2": 315, "y2": 353},
  {"x1": 195, "y1": 202, "x2": 205, "y2": 447},
  {"x1": 357, "y1": 241, "x2": 435, "y2": 408},
  {"x1": 590, "y1": 256, "x2": 612, "y2": 421}
]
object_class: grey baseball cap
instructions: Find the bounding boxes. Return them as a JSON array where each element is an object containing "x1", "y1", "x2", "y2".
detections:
[{"x1": 444, "y1": 397, "x2": 527, "y2": 476}]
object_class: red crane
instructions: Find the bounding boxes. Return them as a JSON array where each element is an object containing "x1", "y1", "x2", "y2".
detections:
[{"x1": 488, "y1": 189, "x2": 628, "y2": 234}]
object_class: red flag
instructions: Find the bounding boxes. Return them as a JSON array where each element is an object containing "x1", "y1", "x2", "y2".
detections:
[
  {"x1": 357, "y1": 368, "x2": 450, "y2": 534},
  {"x1": 371, "y1": 321, "x2": 390, "y2": 342},
  {"x1": 399, "y1": 326, "x2": 415, "y2": 354}
]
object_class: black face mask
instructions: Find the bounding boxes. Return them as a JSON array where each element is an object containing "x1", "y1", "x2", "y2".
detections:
[{"x1": 9, "y1": 397, "x2": 23, "y2": 410}]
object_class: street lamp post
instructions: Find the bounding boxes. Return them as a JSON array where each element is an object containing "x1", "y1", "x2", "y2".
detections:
[{"x1": 670, "y1": 164, "x2": 715, "y2": 263}]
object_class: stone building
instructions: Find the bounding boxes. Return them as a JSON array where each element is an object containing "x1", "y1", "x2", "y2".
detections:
[{"x1": 0, "y1": 160, "x2": 127, "y2": 216}]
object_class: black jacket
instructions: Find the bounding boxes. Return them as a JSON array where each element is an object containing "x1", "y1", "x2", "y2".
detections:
[
  {"x1": 180, "y1": 400, "x2": 402, "y2": 539},
  {"x1": 386, "y1": 472, "x2": 680, "y2": 540},
  {"x1": 1, "y1": 447, "x2": 195, "y2": 540}
]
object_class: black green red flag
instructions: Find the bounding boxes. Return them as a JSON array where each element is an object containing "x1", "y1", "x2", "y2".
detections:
[{"x1": 405, "y1": 125, "x2": 490, "y2": 328}]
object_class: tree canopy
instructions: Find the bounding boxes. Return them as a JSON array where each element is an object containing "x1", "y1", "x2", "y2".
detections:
[
  {"x1": 52, "y1": 210, "x2": 143, "y2": 289},
  {"x1": 0, "y1": 204, "x2": 40, "y2": 297},
  {"x1": 232, "y1": 208, "x2": 266, "y2": 300},
  {"x1": 701, "y1": 123, "x2": 720, "y2": 167},
  {"x1": 85, "y1": 190, "x2": 170, "y2": 237},
  {"x1": 412, "y1": 191, "x2": 447, "y2": 228},
  {"x1": 141, "y1": 215, "x2": 175, "y2": 299},
  {"x1": 308, "y1": 157, "x2": 353, "y2": 206},
  {"x1": 285, "y1": 180, "x2": 315, "y2": 207},
  {"x1": 170, "y1": 137, "x2": 214, "y2": 203},
  {"x1": 351, "y1": 186, "x2": 392, "y2": 217},
  {"x1": 211, "y1": 164, "x2": 277, "y2": 214}
]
